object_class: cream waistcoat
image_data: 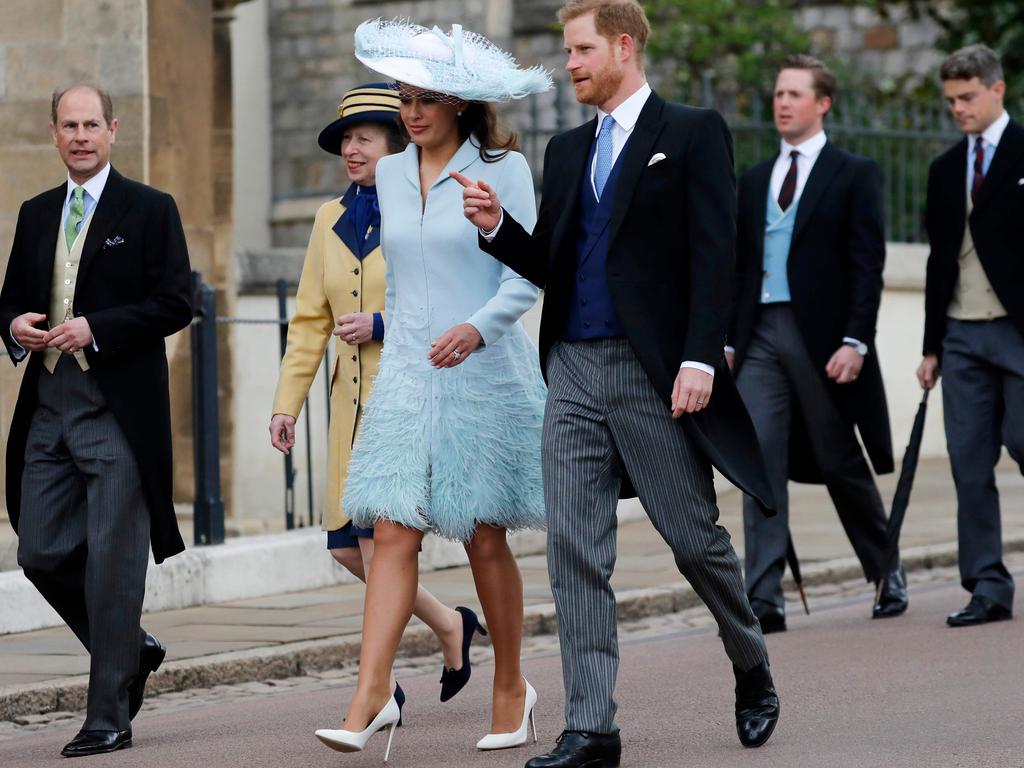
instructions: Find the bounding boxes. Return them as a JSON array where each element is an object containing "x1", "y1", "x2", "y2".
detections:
[
  {"x1": 947, "y1": 189, "x2": 1007, "y2": 321},
  {"x1": 44, "y1": 211, "x2": 93, "y2": 372}
]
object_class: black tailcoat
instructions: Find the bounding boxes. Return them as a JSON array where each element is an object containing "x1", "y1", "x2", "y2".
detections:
[
  {"x1": 923, "y1": 119, "x2": 1024, "y2": 359},
  {"x1": 480, "y1": 92, "x2": 775, "y2": 513},
  {"x1": 1, "y1": 168, "x2": 193, "y2": 563},
  {"x1": 729, "y1": 143, "x2": 894, "y2": 482}
]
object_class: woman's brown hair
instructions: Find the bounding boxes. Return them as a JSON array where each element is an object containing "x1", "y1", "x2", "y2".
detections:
[{"x1": 458, "y1": 102, "x2": 520, "y2": 163}]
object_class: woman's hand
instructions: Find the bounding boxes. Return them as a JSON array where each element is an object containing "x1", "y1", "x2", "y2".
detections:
[
  {"x1": 428, "y1": 323, "x2": 483, "y2": 368},
  {"x1": 269, "y1": 413, "x2": 297, "y2": 454},
  {"x1": 334, "y1": 312, "x2": 374, "y2": 345}
]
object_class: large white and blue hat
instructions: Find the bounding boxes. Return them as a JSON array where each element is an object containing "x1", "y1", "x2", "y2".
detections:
[{"x1": 354, "y1": 18, "x2": 553, "y2": 103}]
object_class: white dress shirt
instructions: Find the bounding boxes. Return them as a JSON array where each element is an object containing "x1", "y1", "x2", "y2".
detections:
[
  {"x1": 9, "y1": 164, "x2": 111, "y2": 360},
  {"x1": 965, "y1": 110, "x2": 1010, "y2": 196},
  {"x1": 769, "y1": 129, "x2": 827, "y2": 204},
  {"x1": 588, "y1": 81, "x2": 652, "y2": 198}
]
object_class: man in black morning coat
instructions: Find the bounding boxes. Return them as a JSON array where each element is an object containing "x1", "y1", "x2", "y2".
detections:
[
  {"x1": 455, "y1": 2, "x2": 779, "y2": 766},
  {"x1": 0, "y1": 83, "x2": 192, "y2": 757},
  {"x1": 727, "y1": 55, "x2": 906, "y2": 634},
  {"x1": 917, "y1": 45, "x2": 1024, "y2": 628}
]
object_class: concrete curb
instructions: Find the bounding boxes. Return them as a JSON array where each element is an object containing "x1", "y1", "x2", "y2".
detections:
[
  {"x1": 0, "y1": 503, "x2": 650, "y2": 637},
  {"x1": 0, "y1": 527, "x2": 553, "y2": 637},
  {"x1": 4, "y1": 534, "x2": 1021, "y2": 722}
]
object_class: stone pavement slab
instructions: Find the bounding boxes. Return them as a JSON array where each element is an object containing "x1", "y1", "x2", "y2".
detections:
[{"x1": 1, "y1": 455, "x2": 1022, "y2": 720}]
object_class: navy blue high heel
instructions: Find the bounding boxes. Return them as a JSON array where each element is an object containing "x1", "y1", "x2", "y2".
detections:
[
  {"x1": 394, "y1": 682, "x2": 405, "y2": 727},
  {"x1": 439, "y1": 606, "x2": 488, "y2": 702}
]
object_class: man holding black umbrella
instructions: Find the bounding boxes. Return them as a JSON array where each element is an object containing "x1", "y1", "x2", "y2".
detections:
[
  {"x1": 919, "y1": 45, "x2": 1023, "y2": 627},
  {"x1": 727, "y1": 55, "x2": 907, "y2": 633}
]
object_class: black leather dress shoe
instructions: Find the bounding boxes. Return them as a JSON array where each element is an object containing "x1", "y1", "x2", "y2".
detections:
[
  {"x1": 525, "y1": 730, "x2": 621, "y2": 768},
  {"x1": 947, "y1": 595, "x2": 1012, "y2": 627},
  {"x1": 129, "y1": 633, "x2": 166, "y2": 720},
  {"x1": 61, "y1": 728, "x2": 132, "y2": 757},
  {"x1": 872, "y1": 567, "x2": 909, "y2": 619},
  {"x1": 754, "y1": 604, "x2": 786, "y2": 635},
  {"x1": 734, "y1": 662, "x2": 780, "y2": 748}
]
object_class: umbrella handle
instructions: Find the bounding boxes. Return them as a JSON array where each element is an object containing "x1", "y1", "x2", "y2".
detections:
[{"x1": 797, "y1": 583, "x2": 810, "y2": 615}]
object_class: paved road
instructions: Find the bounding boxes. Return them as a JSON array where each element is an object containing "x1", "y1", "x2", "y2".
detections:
[{"x1": 3, "y1": 568, "x2": 1022, "y2": 768}]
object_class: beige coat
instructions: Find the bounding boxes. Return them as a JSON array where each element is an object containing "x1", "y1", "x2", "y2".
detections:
[{"x1": 272, "y1": 197, "x2": 385, "y2": 531}]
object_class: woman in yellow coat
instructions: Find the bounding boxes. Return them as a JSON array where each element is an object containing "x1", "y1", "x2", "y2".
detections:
[{"x1": 268, "y1": 84, "x2": 470, "y2": 716}]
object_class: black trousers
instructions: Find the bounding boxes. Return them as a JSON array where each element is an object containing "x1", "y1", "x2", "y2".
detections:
[
  {"x1": 737, "y1": 305, "x2": 888, "y2": 609},
  {"x1": 16, "y1": 357, "x2": 150, "y2": 731}
]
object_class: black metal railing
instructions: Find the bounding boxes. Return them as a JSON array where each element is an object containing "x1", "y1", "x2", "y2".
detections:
[
  {"x1": 190, "y1": 272, "x2": 328, "y2": 544},
  {"x1": 516, "y1": 88, "x2": 962, "y2": 243}
]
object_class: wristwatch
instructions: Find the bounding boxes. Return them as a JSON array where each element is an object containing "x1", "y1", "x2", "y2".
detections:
[{"x1": 844, "y1": 339, "x2": 868, "y2": 356}]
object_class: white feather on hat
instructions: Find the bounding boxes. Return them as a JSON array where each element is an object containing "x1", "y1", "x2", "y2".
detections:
[{"x1": 354, "y1": 18, "x2": 553, "y2": 103}]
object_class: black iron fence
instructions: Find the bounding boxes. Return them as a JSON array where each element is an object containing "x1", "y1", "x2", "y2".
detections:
[
  {"x1": 518, "y1": 86, "x2": 962, "y2": 243},
  {"x1": 190, "y1": 271, "x2": 329, "y2": 546}
]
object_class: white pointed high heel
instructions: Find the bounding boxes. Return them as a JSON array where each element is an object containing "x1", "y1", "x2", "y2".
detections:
[
  {"x1": 315, "y1": 696, "x2": 401, "y2": 761},
  {"x1": 475, "y1": 680, "x2": 538, "y2": 750}
]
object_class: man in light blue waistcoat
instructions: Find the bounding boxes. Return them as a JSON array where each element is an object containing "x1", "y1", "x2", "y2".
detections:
[{"x1": 726, "y1": 55, "x2": 905, "y2": 633}]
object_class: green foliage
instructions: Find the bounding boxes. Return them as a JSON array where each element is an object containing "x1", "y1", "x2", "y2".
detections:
[{"x1": 644, "y1": 0, "x2": 811, "y2": 107}]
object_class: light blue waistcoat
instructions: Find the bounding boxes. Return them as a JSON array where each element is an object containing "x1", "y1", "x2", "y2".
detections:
[{"x1": 760, "y1": 186, "x2": 798, "y2": 304}]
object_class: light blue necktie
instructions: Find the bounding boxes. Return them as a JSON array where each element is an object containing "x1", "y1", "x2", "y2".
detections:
[{"x1": 594, "y1": 115, "x2": 615, "y2": 199}]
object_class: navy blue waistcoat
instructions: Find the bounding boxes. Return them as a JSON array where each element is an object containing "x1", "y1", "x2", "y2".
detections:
[{"x1": 562, "y1": 137, "x2": 627, "y2": 341}]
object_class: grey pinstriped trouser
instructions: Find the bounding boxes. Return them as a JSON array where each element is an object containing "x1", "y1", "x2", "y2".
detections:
[
  {"x1": 16, "y1": 357, "x2": 150, "y2": 732},
  {"x1": 543, "y1": 339, "x2": 768, "y2": 734}
]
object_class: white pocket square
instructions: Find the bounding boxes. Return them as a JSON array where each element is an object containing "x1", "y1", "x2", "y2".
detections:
[
  {"x1": 1018, "y1": 177, "x2": 1024, "y2": 186},
  {"x1": 104, "y1": 236, "x2": 125, "y2": 247},
  {"x1": 647, "y1": 152, "x2": 667, "y2": 167}
]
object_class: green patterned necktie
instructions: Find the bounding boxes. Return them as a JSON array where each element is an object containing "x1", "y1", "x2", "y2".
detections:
[{"x1": 64, "y1": 186, "x2": 85, "y2": 251}]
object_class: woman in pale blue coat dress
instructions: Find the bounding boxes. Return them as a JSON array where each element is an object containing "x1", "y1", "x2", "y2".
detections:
[{"x1": 314, "y1": 21, "x2": 552, "y2": 760}]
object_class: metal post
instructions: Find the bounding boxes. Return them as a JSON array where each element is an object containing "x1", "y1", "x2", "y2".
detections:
[
  {"x1": 191, "y1": 272, "x2": 225, "y2": 545},
  {"x1": 276, "y1": 279, "x2": 296, "y2": 530}
]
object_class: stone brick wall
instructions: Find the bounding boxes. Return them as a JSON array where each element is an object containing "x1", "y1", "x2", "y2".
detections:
[{"x1": 798, "y1": 3, "x2": 945, "y2": 83}]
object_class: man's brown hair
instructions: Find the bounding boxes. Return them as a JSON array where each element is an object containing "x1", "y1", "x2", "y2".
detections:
[
  {"x1": 558, "y1": 0, "x2": 650, "y2": 55},
  {"x1": 940, "y1": 44, "x2": 1004, "y2": 86},
  {"x1": 51, "y1": 83, "x2": 115, "y2": 127},
  {"x1": 780, "y1": 54, "x2": 837, "y2": 107}
]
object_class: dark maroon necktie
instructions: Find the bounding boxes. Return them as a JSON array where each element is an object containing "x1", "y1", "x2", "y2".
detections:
[
  {"x1": 971, "y1": 138, "x2": 985, "y2": 203},
  {"x1": 777, "y1": 150, "x2": 800, "y2": 211}
]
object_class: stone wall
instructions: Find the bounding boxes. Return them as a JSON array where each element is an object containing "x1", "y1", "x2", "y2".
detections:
[{"x1": 798, "y1": 3, "x2": 945, "y2": 84}]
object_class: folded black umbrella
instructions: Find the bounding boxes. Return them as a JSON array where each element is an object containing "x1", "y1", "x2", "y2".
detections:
[
  {"x1": 786, "y1": 533, "x2": 810, "y2": 615},
  {"x1": 878, "y1": 388, "x2": 931, "y2": 586}
]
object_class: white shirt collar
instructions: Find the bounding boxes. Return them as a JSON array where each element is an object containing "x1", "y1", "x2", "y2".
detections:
[
  {"x1": 595, "y1": 81, "x2": 652, "y2": 135},
  {"x1": 65, "y1": 163, "x2": 111, "y2": 207},
  {"x1": 977, "y1": 110, "x2": 1011, "y2": 149},
  {"x1": 780, "y1": 130, "x2": 827, "y2": 160}
]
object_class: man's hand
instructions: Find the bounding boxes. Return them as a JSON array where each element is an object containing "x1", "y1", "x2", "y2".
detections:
[
  {"x1": 825, "y1": 344, "x2": 863, "y2": 384},
  {"x1": 917, "y1": 354, "x2": 940, "y2": 390},
  {"x1": 671, "y1": 368, "x2": 713, "y2": 418},
  {"x1": 451, "y1": 170, "x2": 502, "y2": 232},
  {"x1": 10, "y1": 312, "x2": 48, "y2": 351},
  {"x1": 428, "y1": 323, "x2": 483, "y2": 369},
  {"x1": 43, "y1": 317, "x2": 92, "y2": 353},
  {"x1": 334, "y1": 312, "x2": 374, "y2": 346},
  {"x1": 269, "y1": 413, "x2": 297, "y2": 454}
]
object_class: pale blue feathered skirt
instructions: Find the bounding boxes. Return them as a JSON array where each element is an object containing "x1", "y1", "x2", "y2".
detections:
[{"x1": 343, "y1": 321, "x2": 546, "y2": 542}]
